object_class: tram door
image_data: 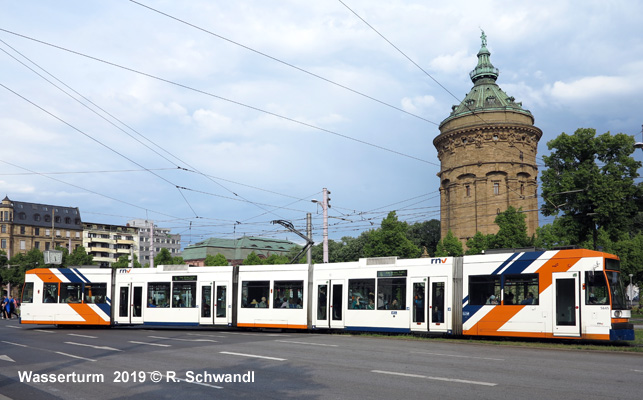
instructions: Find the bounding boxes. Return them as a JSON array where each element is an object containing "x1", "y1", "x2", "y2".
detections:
[
  {"x1": 429, "y1": 277, "x2": 447, "y2": 332},
  {"x1": 553, "y1": 272, "x2": 581, "y2": 337},
  {"x1": 116, "y1": 283, "x2": 144, "y2": 324},
  {"x1": 329, "y1": 280, "x2": 345, "y2": 329},
  {"x1": 410, "y1": 278, "x2": 427, "y2": 332},
  {"x1": 214, "y1": 284, "x2": 228, "y2": 325},
  {"x1": 200, "y1": 283, "x2": 214, "y2": 325},
  {"x1": 315, "y1": 281, "x2": 330, "y2": 328}
]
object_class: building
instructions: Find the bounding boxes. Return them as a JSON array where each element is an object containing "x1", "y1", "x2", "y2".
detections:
[
  {"x1": 0, "y1": 196, "x2": 83, "y2": 258},
  {"x1": 83, "y1": 222, "x2": 140, "y2": 267},
  {"x1": 433, "y1": 32, "x2": 542, "y2": 244},
  {"x1": 182, "y1": 236, "x2": 298, "y2": 266},
  {"x1": 127, "y1": 219, "x2": 181, "y2": 265}
]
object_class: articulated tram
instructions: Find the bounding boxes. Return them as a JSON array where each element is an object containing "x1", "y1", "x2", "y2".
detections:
[{"x1": 20, "y1": 248, "x2": 634, "y2": 341}]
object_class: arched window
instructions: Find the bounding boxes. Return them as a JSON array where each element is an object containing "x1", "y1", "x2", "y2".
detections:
[{"x1": 34, "y1": 213, "x2": 41, "y2": 221}]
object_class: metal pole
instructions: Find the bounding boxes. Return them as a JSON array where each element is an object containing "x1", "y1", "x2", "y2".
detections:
[
  {"x1": 322, "y1": 188, "x2": 329, "y2": 263},
  {"x1": 307, "y1": 213, "x2": 312, "y2": 266},
  {"x1": 629, "y1": 274, "x2": 634, "y2": 308},
  {"x1": 150, "y1": 222, "x2": 154, "y2": 268}
]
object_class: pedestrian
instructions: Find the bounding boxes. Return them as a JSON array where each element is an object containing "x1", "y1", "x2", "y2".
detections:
[
  {"x1": 9, "y1": 296, "x2": 19, "y2": 319},
  {"x1": 4, "y1": 295, "x2": 12, "y2": 319},
  {"x1": 1, "y1": 295, "x2": 6, "y2": 319}
]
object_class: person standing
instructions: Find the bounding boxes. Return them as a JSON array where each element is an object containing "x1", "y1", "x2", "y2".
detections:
[
  {"x1": 1, "y1": 296, "x2": 6, "y2": 319},
  {"x1": 8, "y1": 296, "x2": 19, "y2": 319}
]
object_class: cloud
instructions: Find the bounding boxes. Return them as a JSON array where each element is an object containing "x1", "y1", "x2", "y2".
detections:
[
  {"x1": 401, "y1": 95, "x2": 436, "y2": 114},
  {"x1": 548, "y1": 75, "x2": 636, "y2": 101}
]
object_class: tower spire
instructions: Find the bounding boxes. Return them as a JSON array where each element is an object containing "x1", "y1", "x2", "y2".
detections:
[{"x1": 469, "y1": 29, "x2": 499, "y2": 83}]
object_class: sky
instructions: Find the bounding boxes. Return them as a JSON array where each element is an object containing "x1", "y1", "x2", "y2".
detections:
[{"x1": 1, "y1": 0, "x2": 642, "y2": 249}]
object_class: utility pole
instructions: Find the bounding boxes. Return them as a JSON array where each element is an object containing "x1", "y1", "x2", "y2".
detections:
[
  {"x1": 322, "y1": 188, "x2": 330, "y2": 263},
  {"x1": 307, "y1": 213, "x2": 312, "y2": 266}
]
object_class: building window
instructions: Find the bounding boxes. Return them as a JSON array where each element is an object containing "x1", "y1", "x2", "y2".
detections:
[
  {"x1": 56, "y1": 230, "x2": 61, "y2": 237},
  {"x1": 20, "y1": 240, "x2": 26, "y2": 250},
  {"x1": 34, "y1": 241, "x2": 40, "y2": 249},
  {"x1": 35, "y1": 227, "x2": 40, "y2": 235},
  {"x1": 1, "y1": 239, "x2": 6, "y2": 249},
  {"x1": 465, "y1": 185, "x2": 471, "y2": 197},
  {"x1": 76, "y1": 232, "x2": 80, "y2": 238},
  {"x1": 18, "y1": 212, "x2": 27, "y2": 220},
  {"x1": 54, "y1": 216, "x2": 61, "y2": 223},
  {"x1": 65, "y1": 217, "x2": 71, "y2": 224},
  {"x1": 20, "y1": 226, "x2": 26, "y2": 234},
  {"x1": 44, "y1": 215, "x2": 51, "y2": 223},
  {"x1": 520, "y1": 183, "x2": 525, "y2": 196},
  {"x1": 493, "y1": 182, "x2": 500, "y2": 195},
  {"x1": 34, "y1": 213, "x2": 41, "y2": 221},
  {"x1": 1, "y1": 225, "x2": 5, "y2": 233},
  {"x1": 45, "y1": 229, "x2": 50, "y2": 236}
]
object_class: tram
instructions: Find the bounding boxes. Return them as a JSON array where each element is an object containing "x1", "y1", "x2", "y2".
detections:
[{"x1": 19, "y1": 248, "x2": 634, "y2": 341}]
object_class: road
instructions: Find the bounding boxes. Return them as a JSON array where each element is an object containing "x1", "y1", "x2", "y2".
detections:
[{"x1": 0, "y1": 319, "x2": 641, "y2": 399}]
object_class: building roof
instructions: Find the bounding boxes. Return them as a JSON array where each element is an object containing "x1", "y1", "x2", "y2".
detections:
[
  {"x1": 440, "y1": 30, "x2": 533, "y2": 128},
  {"x1": 182, "y1": 236, "x2": 298, "y2": 261},
  {"x1": 9, "y1": 199, "x2": 82, "y2": 230}
]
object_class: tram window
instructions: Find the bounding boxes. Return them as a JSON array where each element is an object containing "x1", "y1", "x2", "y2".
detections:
[
  {"x1": 242, "y1": 281, "x2": 270, "y2": 308},
  {"x1": 60, "y1": 283, "x2": 83, "y2": 303},
  {"x1": 21, "y1": 282, "x2": 34, "y2": 303},
  {"x1": 348, "y1": 279, "x2": 374, "y2": 310},
  {"x1": 172, "y1": 282, "x2": 196, "y2": 308},
  {"x1": 585, "y1": 272, "x2": 609, "y2": 305},
  {"x1": 43, "y1": 283, "x2": 58, "y2": 303},
  {"x1": 607, "y1": 271, "x2": 627, "y2": 309},
  {"x1": 318, "y1": 284, "x2": 328, "y2": 320},
  {"x1": 377, "y1": 278, "x2": 406, "y2": 310},
  {"x1": 274, "y1": 280, "x2": 303, "y2": 309},
  {"x1": 413, "y1": 282, "x2": 425, "y2": 323},
  {"x1": 148, "y1": 282, "x2": 170, "y2": 307},
  {"x1": 504, "y1": 274, "x2": 539, "y2": 305},
  {"x1": 432, "y1": 282, "x2": 445, "y2": 323},
  {"x1": 84, "y1": 283, "x2": 107, "y2": 304},
  {"x1": 469, "y1": 276, "x2": 500, "y2": 305},
  {"x1": 216, "y1": 286, "x2": 227, "y2": 317}
]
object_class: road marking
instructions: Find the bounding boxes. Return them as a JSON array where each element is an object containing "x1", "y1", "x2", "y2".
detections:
[
  {"x1": 65, "y1": 342, "x2": 122, "y2": 351},
  {"x1": 6, "y1": 325, "x2": 22, "y2": 329},
  {"x1": 633, "y1": 370, "x2": 643, "y2": 373},
  {"x1": 1, "y1": 341, "x2": 28, "y2": 348},
  {"x1": 220, "y1": 351, "x2": 286, "y2": 361},
  {"x1": 128, "y1": 340, "x2": 172, "y2": 347},
  {"x1": 276, "y1": 340, "x2": 338, "y2": 347},
  {"x1": 0, "y1": 355, "x2": 15, "y2": 362},
  {"x1": 415, "y1": 352, "x2": 504, "y2": 361},
  {"x1": 34, "y1": 329, "x2": 55, "y2": 333},
  {"x1": 372, "y1": 370, "x2": 497, "y2": 387},
  {"x1": 55, "y1": 351, "x2": 96, "y2": 362},
  {"x1": 148, "y1": 335, "x2": 218, "y2": 343},
  {"x1": 68, "y1": 333, "x2": 98, "y2": 339},
  {"x1": 186, "y1": 333, "x2": 226, "y2": 338}
]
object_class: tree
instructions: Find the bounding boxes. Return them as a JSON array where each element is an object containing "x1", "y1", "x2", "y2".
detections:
[
  {"x1": 362, "y1": 212, "x2": 421, "y2": 258},
  {"x1": 434, "y1": 230, "x2": 463, "y2": 257},
  {"x1": 2, "y1": 248, "x2": 44, "y2": 288},
  {"x1": 465, "y1": 232, "x2": 489, "y2": 255},
  {"x1": 154, "y1": 248, "x2": 182, "y2": 266},
  {"x1": 541, "y1": 128, "x2": 642, "y2": 249},
  {"x1": 335, "y1": 233, "x2": 370, "y2": 262},
  {"x1": 204, "y1": 253, "x2": 229, "y2": 266},
  {"x1": 243, "y1": 252, "x2": 264, "y2": 265},
  {"x1": 112, "y1": 253, "x2": 142, "y2": 268},
  {"x1": 263, "y1": 254, "x2": 290, "y2": 265},
  {"x1": 488, "y1": 206, "x2": 532, "y2": 249},
  {"x1": 66, "y1": 246, "x2": 94, "y2": 266},
  {"x1": 407, "y1": 219, "x2": 441, "y2": 256}
]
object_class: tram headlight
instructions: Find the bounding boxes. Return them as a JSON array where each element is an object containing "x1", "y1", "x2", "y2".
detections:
[{"x1": 614, "y1": 310, "x2": 622, "y2": 318}]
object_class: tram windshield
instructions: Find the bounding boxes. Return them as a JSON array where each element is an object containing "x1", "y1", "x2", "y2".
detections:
[{"x1": 606, "y1": 271, "x2": 628, "y2": 310}]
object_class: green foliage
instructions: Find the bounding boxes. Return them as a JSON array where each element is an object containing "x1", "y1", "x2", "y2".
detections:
[
  {"x1": 112, "y1": 253, "x2": 142, "y2": 269},
  {"x1": 242, "y1": 252, "x2": 264, "y2": 265},
  {"x1": 263, "y1": 254, "x2": 290, "y2": 265},
  {"x1": 407, "y1": 219, "x2": 441, "y2": 256},
  {"x1": 153, "y1": 248, "x2": 182, "y2": 266},
  {"x1": 2, "y1": 248, "x2": 44, "y2": 287},
  {"x1": 488, "y1": 206, "x2": 532, "y2": 249},
  {"x1": 66, "y1": 246, "x2": 95, "y2": 266},
  {"x1": 465, "y1": 232, "x2": 489, "y2": 255},
  {"x1": 435, "y1": 230, "x2": 463, "y2": 257},
  {"x1": 541, "y1": 128, "x2": 642, "y2": 248},
  {"x1": 204, "y1": 253, "x2": 229, "y2": 266},
  {"x1": 362, "y1": 212, "x2": 421, "y2": 258}
]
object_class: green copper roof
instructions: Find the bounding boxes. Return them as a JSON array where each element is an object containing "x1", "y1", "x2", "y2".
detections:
[{"x1": 440, "y1": 30, "x2": 532, "y2": 128}]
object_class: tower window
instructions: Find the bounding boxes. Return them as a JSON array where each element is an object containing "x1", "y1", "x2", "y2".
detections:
[
  {"x1": 465, "y1": 185, "x2": 471, "y2": 197},
  {"x1": 493, "y1": 182, "x2": 500, "y2": 195}
]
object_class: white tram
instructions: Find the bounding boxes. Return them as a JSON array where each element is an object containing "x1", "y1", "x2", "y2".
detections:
[{"x1": 19, "y1": 248, "x2": 634, "y2": 341}]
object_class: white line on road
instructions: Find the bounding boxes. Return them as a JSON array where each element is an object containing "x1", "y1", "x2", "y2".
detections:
[
  {"x1": 276, "y1": 340, "x2": 338, "y2": 347},
  {"x1": 1, "y1": 341, "x2": 28, "y2": 348},
  {"x1": 55, "y1": 351, "x2": 96, "y2": 362},
  {"x1": 372, "y1": 370, "x2": 497, "y2": 387},
  {"x1": 6, "y1": 325, "x2": 22, "y2": 329},
  {"x1": 68, "y1": 333, "x2": 98, "y2": 339},
  {"x1": 148, "y1": 335, "x2": 218, "y2": 343},
  {"x1": 415, "y1": 352, "x2": 504, "y2": 361},
  {"x1": 65, "y1": 342, "x2": 122, "y2": 351},
  {"x1": 128, "y1": 340, "x2": 171, "y2": 347},
  {"x1": 220, "y1": 351, "x2": 286, "y2": 361},
  {"x1": 33, "y1": 329, "x2": 55, "y2": 333},
  {"x1": 633, "y1": 370, "x2": 643, "y2": 373},
  {"x1": 186, "y1": 333, "x2": 226, "y2": 338},
  {"x1": 0, "y1": 355, "x2": 15, "y2": 362}
]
